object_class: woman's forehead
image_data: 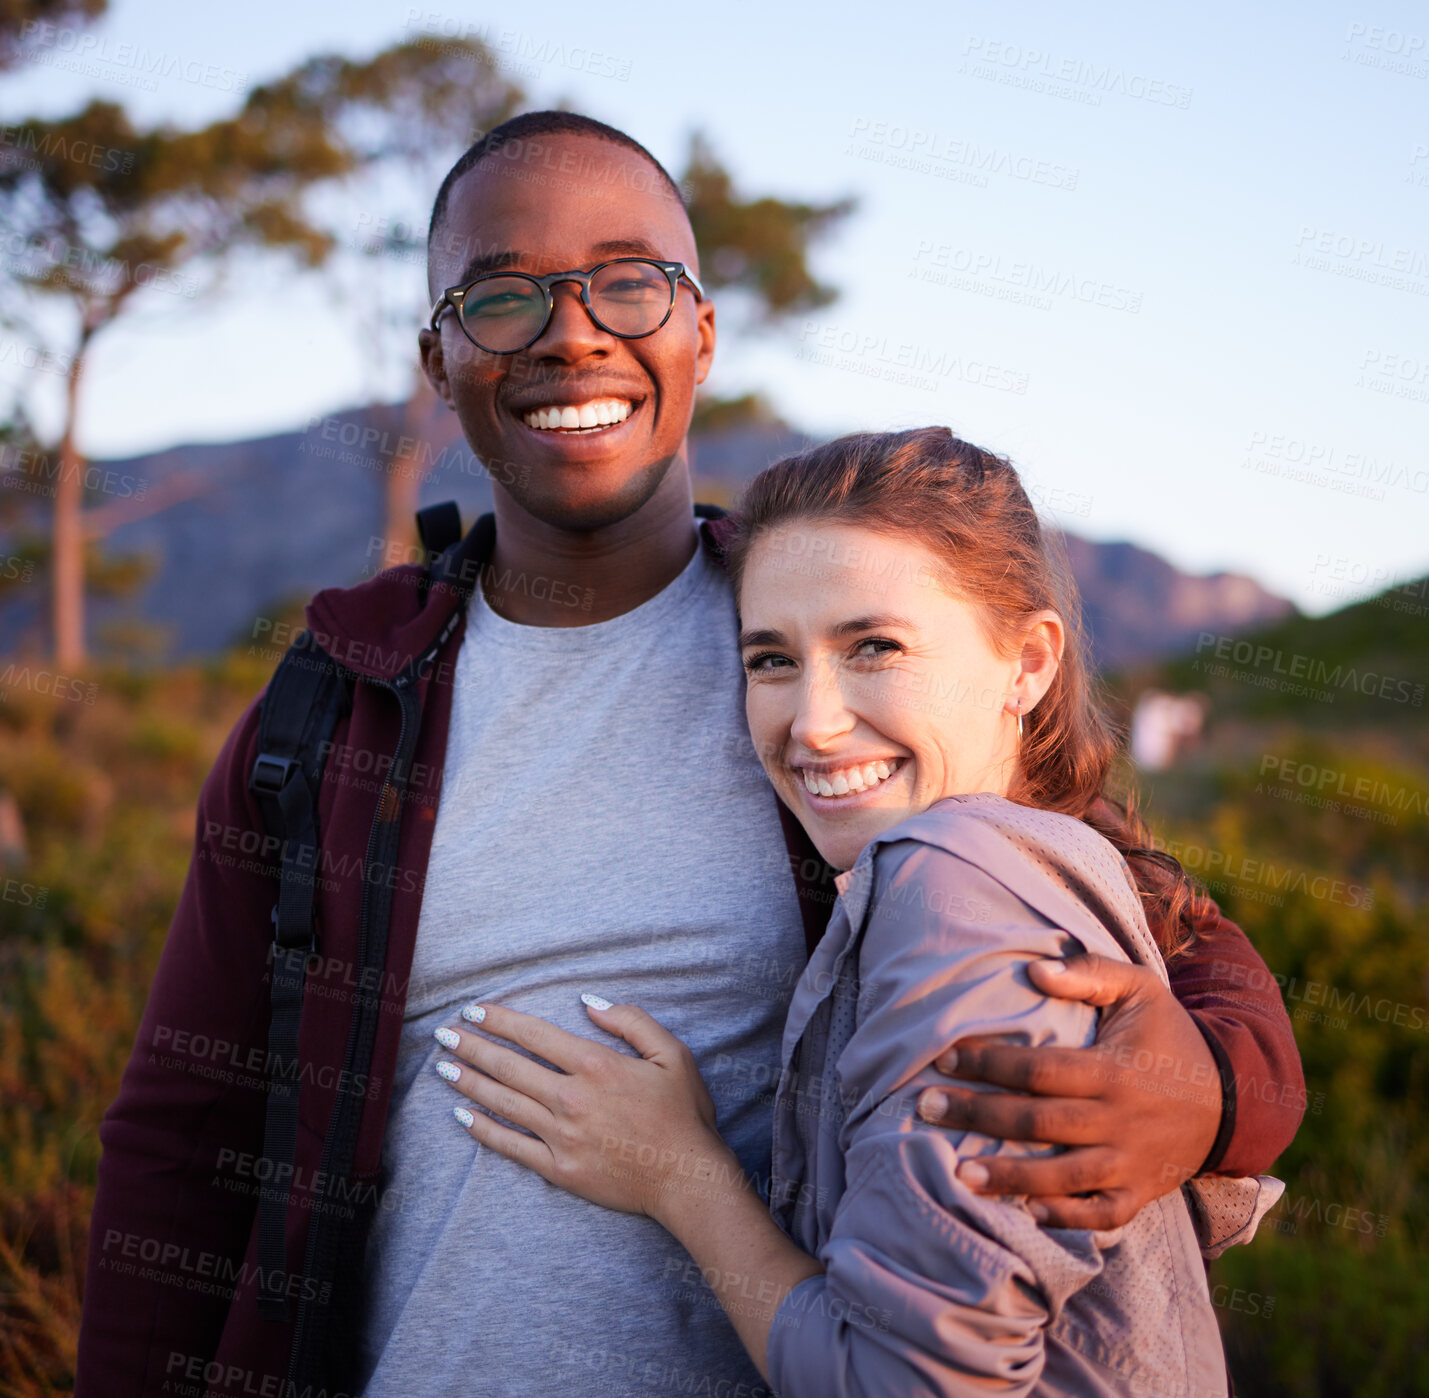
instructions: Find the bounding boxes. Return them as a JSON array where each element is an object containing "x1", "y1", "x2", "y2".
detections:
[
  {"x1": 748, "y1": 521, "x2": 943, "y2": 582},
  {"x1": 742, "y1": 525, "x2": 963, "y2": 624}
]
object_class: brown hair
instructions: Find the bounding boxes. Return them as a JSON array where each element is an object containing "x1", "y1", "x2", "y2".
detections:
[{"x1": 726, "y1": 426, "x2": 1215, "y2": 957}]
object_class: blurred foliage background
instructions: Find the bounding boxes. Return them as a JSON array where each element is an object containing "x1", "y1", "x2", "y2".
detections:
[{"x1": 1126, "y1": 593, "x2": 1429, "y2": 1394}]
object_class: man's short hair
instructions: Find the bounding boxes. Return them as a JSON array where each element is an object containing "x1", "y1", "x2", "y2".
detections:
[{"x1": 427, "y1": 110, "x2": 685, "y2": 253}]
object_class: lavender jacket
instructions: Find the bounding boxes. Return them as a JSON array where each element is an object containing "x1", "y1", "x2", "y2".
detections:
[{"x1": 766, "y1": 795, "x2": 1282, "y2": 1397}]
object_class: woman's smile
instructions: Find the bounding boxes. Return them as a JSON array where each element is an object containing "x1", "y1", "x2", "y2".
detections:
[{"x1": 791, "y1": 753, "x2": 911, "y2": 809}]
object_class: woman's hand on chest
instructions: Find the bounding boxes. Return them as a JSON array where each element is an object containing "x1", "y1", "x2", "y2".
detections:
[{"x1": 432, "y1": 996, "x2": 740, "y2": 1221}]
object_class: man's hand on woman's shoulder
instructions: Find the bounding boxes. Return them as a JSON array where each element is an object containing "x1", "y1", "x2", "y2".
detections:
[{"x1": 916, "y1": 953, "x2": 1222, "y2": 1231}]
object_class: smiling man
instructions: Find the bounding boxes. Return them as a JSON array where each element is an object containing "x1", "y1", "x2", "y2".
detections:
[
  {"x1": 77, "y1": 113, "x2": 1304, "y2": 1398},
  {"x1": 418, "y1": 120, "x2": 714, "y2": 625},
  {"x1": 360, "y1": 119, "x2": 803, "y2": 1398}
]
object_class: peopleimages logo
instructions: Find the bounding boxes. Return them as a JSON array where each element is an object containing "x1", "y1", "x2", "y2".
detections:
[
  {"x1": 845, "y1": 117, "x2": 1079, "y2": 190},
  {"x1": 1, "y1": 442, "x2": 149, "y2": 504},
  {"x1": 1258, "y1": 754, "x2": 1427, "y2": 819},
  {"x1": 1193, "y1": 633, "x2": 1424, "y2": 707},
  {"x1": 0, "y1": 124, "x2": 134, "y2": 173},
  {"x1": 796, "y1": 319, "x2": 1030, "y2": 395},
  {"x1": 0, "y1": 663, "x2": 98, "y2": 706},
  {"x1": 18, "y1": 20, "x2": 249, "y2": 92},
  {"x1": 1292, "y1": 227, "x2": 1429, "y2": 295},
  {"x1": 402, "y1": 11, "x2": 634, "y2": 81},
  {"x1": 1158, "y1": 841, "x2": 1374, "y2": 910},
  {"x1": 960, "y1": 36, "x2": 1193, "y2": 108},
  {"x1": 911, "y1": 241, "x2": 1143, "y2": 313},
  {"x1": 1211, "y1": 962, "x2": 1426, "y2": 1034}
]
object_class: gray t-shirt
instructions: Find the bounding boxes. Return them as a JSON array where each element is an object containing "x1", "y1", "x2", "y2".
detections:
[{"x1": 357, "y1": 538, "x2": 807, "y2": 1396}]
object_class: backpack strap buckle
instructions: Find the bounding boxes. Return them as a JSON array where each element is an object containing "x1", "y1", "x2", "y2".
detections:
[
  {"x1": 270, "y1": 902, "x2": 316, "y2": 953},
  {"x1": 250, "y1": 751, "x2": 299, "y2": 796}
]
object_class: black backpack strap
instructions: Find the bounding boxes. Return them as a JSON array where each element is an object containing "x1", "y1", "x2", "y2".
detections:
[
  {"x1": 694, "y1": 502, "x2": 727, "y2": 520},
  {"x1": 415, "y1": 500, "x2": 463, "y2": 556},
  {"x1": 247, "y1": 638, "x2": 351, "y2": 1323},
  {"x1": 420, "y1": 509, "x2": 496, "y2": 608}
]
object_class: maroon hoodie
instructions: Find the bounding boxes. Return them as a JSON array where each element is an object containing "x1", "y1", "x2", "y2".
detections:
[{"x1": 76, "y1": 519, "x2": 1305, "y2": 1398}]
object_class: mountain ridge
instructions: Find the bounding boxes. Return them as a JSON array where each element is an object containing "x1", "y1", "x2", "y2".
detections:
[{"x1": 0, "y1": 406, "x2": 1295, "y2": 670}]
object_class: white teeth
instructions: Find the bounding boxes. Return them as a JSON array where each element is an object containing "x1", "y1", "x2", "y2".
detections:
[
  {"x1": 801, "y1": 758, "x2": 902, "y2": 800},
  {"x1": 522, "y1": 398, "x2": 632, "y2": 431}
]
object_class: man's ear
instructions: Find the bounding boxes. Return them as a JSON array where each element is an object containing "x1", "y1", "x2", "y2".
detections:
[
  {"x1": 418, "y1": 327, "x2": 455, "y2": 409},
  {"x1": 694, "y1": 297, "x2": 716, "y2": 387}
]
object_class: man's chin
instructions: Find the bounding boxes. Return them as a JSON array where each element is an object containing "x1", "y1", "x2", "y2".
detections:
[{"x1": 494, "y1": 454, "x2": 683, "y2": 535}]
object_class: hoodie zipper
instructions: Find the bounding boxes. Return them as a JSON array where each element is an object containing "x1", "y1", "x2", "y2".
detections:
[
  {"x1": 356, "y1": 671, "x2": 413, "y2": 973},
  {"x1": 286, "y1": 606, "x2": 462, "y2": 1387}
]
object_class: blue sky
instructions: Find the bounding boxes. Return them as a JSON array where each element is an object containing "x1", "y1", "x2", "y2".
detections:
[{"x1": 3, "y1": 0, "x2": 1427, "y2": 614}]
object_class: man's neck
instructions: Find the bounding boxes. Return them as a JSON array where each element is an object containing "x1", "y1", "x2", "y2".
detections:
[{"x1": 482, "y1": 463, "x2": 700, "y2": 627}]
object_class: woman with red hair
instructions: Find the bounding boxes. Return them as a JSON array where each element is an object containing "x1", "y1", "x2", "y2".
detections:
[{"x1": 431, "y1": 428, "x2": 1283, "y2": 1395}]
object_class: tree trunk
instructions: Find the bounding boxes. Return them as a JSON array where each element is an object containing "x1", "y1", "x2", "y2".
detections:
[
  {"x1": 381, "y1": 376, "x2": 438, "y2": 554},
  {"x1": 52, "y1": 340, "x2": 88, "y2": 669}
]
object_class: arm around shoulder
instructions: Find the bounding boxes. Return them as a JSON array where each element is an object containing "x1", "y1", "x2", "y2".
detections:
[{"x1": 1167, "y1": 905, "x2": 1305, "y2": 1175}]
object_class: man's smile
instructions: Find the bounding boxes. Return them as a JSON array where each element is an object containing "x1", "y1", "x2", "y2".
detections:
[{"x1": 521, "y1": 397, "x2": 634, "y2": 432}]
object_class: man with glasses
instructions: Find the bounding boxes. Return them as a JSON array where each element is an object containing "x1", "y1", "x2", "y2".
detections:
[
  {"x1": 431, "y1": 256, "x2": 703, "y2": 358},
  {"x1": 78, "y1": 112, "x2": 1303, "y2": 1398}
]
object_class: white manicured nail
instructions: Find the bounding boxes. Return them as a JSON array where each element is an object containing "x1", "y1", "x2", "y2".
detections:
[
  {"x1": 434, "y1": 1027, "x2": 460, "y2": 1050},
  {"x1": 436, "y1": 1061, "x2": 461, "y2": 1083},
  {"x1": 454, "y1": 1106, "x2": 475, "y2": 1128},
  {"x1": 580, "y1": 993, "x2": 613, "y2": 1012},
  {"x1": 462, "y1": 1003, "x2": 487, "y2": 1023}
]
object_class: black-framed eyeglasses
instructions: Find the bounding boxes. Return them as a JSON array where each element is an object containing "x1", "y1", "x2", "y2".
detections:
[{"x1": 429, "y1": 257, "x2": 705, "y2": 355}]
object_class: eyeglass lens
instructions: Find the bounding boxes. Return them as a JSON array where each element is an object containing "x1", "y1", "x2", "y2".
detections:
[{"x1": 458, "y1": 260, "x2": 674, "y2": 352}]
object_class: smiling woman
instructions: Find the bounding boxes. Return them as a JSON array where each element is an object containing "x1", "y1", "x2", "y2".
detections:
[
  {"x1": 735, "y1": 520, "x2": 1064, "y2": 872},
  {"x1": 727, "y1": 426, "x2": 1210, "y2": 945},
  {"x1": 428, "y1": 426, "x2": 1286, "y2": 1397}
]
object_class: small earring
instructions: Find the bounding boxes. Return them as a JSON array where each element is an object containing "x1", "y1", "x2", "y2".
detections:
[{"x1": 1017, "y1": 700, "x2": 1024, "y2": 741}]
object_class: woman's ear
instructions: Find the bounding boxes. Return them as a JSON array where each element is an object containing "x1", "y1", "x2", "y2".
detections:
[{"x1": 1012, "y1": 610, "x2": 1065, "y2": 713}]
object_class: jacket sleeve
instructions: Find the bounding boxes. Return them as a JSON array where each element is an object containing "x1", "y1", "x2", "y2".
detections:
[
  {"x1": 76, "y1": 697, "x2": 279, "y2": 1397},
  {"x1": 767, "y1": 842, "x2": 1113, "y2": 1398},
  {"x1": 1167, "y1": 907, "x2": 1305, "y2": 1176}
]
